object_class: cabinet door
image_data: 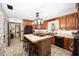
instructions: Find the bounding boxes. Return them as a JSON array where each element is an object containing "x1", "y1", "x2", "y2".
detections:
[
  {"x1": 66, "y1": 14, "x2": 76, "y2": 30},
  {"x1": 33, "y1": 24, "x2": 37, "y2": 29},
  {"x1": 44, "y1": 22, "x2": 48, "y2": 29},
  {"x1": 66, "y1": 15, "x2": 72, "y2": 30},
  {"x1": 64, "y1": 37, "x2": 68, "y2": 50},
  {"x1": 23, "y1": 20, "x2": 32, "y2": 26},
  {"x1": 64, "y1": 37, "x2": 73, "y2": 51},
  {"x1": 59, "y1": 17, "x2": 66, "y2": 29},
  {"x1": 78, "y1": 39, "x2": 79, "y2": 56},
  {"x1": 77, "y1": 17, "x2": 79, "y2": 29},
  {"x1": 41, "y1": 22, "x2": 48, "y2": 29},
  {"x1": 71, "y1": 15, "x2": 76, "y2": 30},
  {"x1": 67, "y1": 38, "x2": 73, "y2": 51},
  {"x1": 51, "y1": 37, "x2": 55, "y2": 44}
]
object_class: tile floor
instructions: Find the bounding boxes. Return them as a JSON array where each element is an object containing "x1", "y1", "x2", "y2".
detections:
[
  {"x1": 50, "y1": 45, "x2": 70, "y2": 56},
  {"x1": 4, "y1": 38, "x2": 71, "y2": 56}
]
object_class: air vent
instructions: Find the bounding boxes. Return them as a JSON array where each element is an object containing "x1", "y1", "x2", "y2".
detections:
[{"x1": 7, "y1": 4, "x2": 13, "y2": 10}]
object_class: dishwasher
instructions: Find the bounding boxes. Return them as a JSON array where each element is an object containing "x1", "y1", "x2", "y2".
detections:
[{"x1": 55, "y1": 36, "x2": 64, "y2": 48}]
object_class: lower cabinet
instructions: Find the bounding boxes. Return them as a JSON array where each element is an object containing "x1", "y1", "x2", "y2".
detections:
[
  {"x1": 64, "y1": 37, "x2": 73, "y2": 51},
  {"x1": 78, "y1": 39, "x2": 79, "y2": 55},
  {"x1": 51, "y1": 36, "x2": 73, "y2": 51},
  {"x1": 51, "y1": 37, "x2": 55, "y2": 44},
  {"x1": 64, "y1": 37, "x2": 68, "y2": 50},
  {"x1": 51, "y1": 36, "x2": 79, "y2": 55}
]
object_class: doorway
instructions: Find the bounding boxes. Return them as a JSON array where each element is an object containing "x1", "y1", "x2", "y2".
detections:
[
  {"x1": 8, "y1": 22, "x2": 21, "y2": 46},
  {"x1": 15, "y1": 25, "x2": 21, "y2": 39}
]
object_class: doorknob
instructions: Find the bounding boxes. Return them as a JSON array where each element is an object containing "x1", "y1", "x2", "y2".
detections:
[{"x1": 17, "y1": 32, "x2": 19, "y2": 33}]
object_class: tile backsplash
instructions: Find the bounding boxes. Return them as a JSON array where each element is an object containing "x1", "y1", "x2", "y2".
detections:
[{"x1": 34, "y1": 29, "x2": 77, "y2": 37}]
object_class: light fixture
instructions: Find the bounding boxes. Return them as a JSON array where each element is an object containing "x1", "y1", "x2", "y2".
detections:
[{"x1": 32, "y1": 12, "x2": 44, "y2": 25}]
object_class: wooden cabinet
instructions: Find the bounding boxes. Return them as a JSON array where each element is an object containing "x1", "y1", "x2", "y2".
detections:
[
  {"x1": 36, "y1": 38, "x2": 51, "y2": 55},
  {"x1": 78, "y1": 39, "x2": 79, "y2": 55},
  {"x1": 66, "y1": 14, "x2": 77, "y2": 30},
  {"x1": 33, "y1": 24, "x2": 37, "y2": 29},
  {"x1": 41, "y1": 22, "x2": 48, "y2": 29},
  {"x1": 23, "y1": 20, "x2": 32, "y2": 26},
  {"x1": 59, "y1": 13, "x2": 77, "y2": 30},
  {"x1": 43, "y1": 22, "x2": 48, "y2": 29},
  {"x1": 66, "y1": 15, "x2": 72, "y2": 30},
  {"x1": 51, "y1": 36, "x2": 74, "y2": 51},
  {"x1": 76, "y1": 3, "x2": 79, "y2": 30},
  {"x1": 76, "y1": 3, "x2": 79, "y2": 15},
  {"x1": 23, "y1": 19, "x2": 48, "y2": 29},
  {"x1": 77, "y1": 17, "x2": 79, "y2": 29},
  {"x1": 64, "y1": 37, "x2": 73, "y2": 51},
  {"x1": 67, "y1": 38, "x2": 73, "y2": 51},
  {"x1": 64, "y1": 37, "x2": 68, "y2": 50},
  {"x1": 51, "y1": 37, "x2": 55, "y2": 44},
  {"x1": 34, "y1": 22, "x2": 48, "y2": 29},
  {"x1": 59, "y1": 16, "x2": 66, "y2": 29},
  {"x1": 24, "y1": 35, "x2": 51, "y2": 56}
]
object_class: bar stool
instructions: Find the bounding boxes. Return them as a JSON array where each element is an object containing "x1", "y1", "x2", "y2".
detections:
[{"x1": 23, "y1": 37, "x2": 29, "y2": 52}]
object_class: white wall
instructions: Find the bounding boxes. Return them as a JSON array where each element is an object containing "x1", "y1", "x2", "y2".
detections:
[
  {"x1": 0, "y1": 3, "x2": 9, "y2": 46},
  {"x1": 9, "y1": 18, "x2": 22, "y2": 23}
]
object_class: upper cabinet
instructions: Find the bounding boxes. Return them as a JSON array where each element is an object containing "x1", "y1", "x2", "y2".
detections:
[
  {"x1": 77, "y1": 17, "x2": 79, "y2": 29},
  {"x1": 76, "y1": 3, "x2": 79, "y2": 29},
  {"x1": 33, "y1": 21, "x2": 48, "y2": 29},
  {"x1": 76, "y1": 3, "x2": 79, "y2": 15},
  {"x1": 41, "y1": 22, "x2": 48, "y2": 29},
  {"x1": 59, "y1": 16, "x2": 66, "y2": 30},
  {"x1": 22, "y1": 19, "x2": 48, "y2": 29},
  {"x1": 66, "y1": 14, "x2": 77, "y2": 30},
  {"x1": 23, "y1": 19, "x2": 32, "y2": 27},
  {"x1": 59, "y1": 13, "x2": 77, "y2": 30}
]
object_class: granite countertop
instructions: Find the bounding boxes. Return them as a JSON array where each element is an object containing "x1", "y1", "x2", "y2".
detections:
[
  {"x1": 54, "y1": 34, "x2": 74, "y2": 39},
  {"x1": 24, "y1": 34, "x2": 52, "y2": 43},
  {"x1": 47, "y1": 33, "x2": 74, "y2": 38}
]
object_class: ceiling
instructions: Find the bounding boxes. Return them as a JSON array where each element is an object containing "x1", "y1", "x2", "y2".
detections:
[{"x1": 2, "y1": 3, "x2": 77, "y2": 21}]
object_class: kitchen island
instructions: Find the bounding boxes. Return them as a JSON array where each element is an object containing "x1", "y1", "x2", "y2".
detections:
[{"x1": 24, "y1": 34, "x2": 52, "y2": 56}]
